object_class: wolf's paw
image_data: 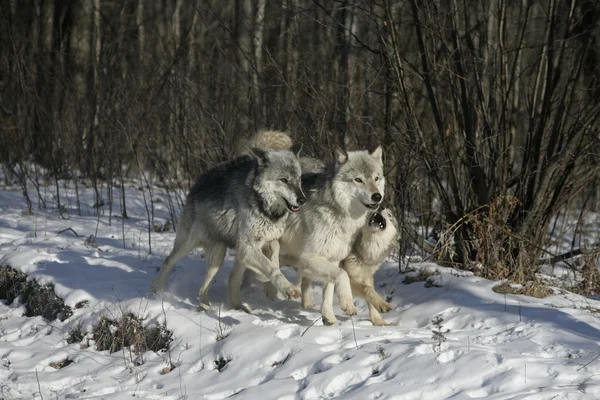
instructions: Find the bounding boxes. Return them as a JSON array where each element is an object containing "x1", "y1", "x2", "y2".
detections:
[
  {"x1": 343, "y1": 303, "x2": 357, "y2": 316},
  {"x1": 151, "y1": 279, "x2": 166, "y2": 294},
  {"x1": 234, "y1": 303, "x2": 253, "y2": 314},
  {"x1": 374, "y1": 299, "x2": 392, "y2": 313},
  {"x1": 264, "y1": 283, "x2": 278, "y2": 301},
  {"x1": 283, "y1": 284, "x2": 301, "y2": 300},
  {"x1": 339, "y1": 297, "x2": 357, "y2": 316},
  {"x1": 198, "y1": 302, "x2": 211, "y2": 312},
  {"x1": 322, "y1": 315, "x2": 338, "y2": 326},
  {"x1": 301, "y1": 298, "x2": 314, "y2": 309},
  {"x1": 371, "y1": 316, "x2": 389, "y2": 326}
]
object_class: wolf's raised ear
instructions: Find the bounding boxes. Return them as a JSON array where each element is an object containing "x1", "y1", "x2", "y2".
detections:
[
  {"x1": 290, "y1": 143, "x2": 303, "y2": 158},
  {"x1": 370, "y1": 145, "x2": 383, "y2": 163},
  {"x1": 250, "y1": 147, "x2": 269, "y2": 165},
  {"x1": 335, "y1": 146, "x2": 348, "y2": 164}
]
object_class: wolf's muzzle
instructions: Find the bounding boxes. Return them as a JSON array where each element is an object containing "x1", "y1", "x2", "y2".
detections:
[{"x1": 369, "y1": 212, "x2": 386, "y2": 230}]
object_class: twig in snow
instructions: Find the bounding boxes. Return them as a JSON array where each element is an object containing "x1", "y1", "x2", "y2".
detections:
[
  {"x1": 57, "y1": 227, "x2": 79, "y2": 237},
  {"x1": 350, "y1": 317, "x2": 359, "y2": 350},
  {"x1": 300, "y1": 317, "x2": 321, "y2": 337},
  {"x1": 35, "y1": 368, "x2": 43, "y2": 400},
  {"x1": 578, "y1": 351, "x2": 600, "y2": 371}
]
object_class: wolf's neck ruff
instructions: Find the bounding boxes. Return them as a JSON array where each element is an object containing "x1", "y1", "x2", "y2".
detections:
[{"x1": 254, "y1": 188, "x2": 287, "y2": 221}]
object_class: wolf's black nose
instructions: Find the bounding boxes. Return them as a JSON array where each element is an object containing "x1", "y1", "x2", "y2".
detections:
[
  {"x1": 297, "y1": 196, "x2": 307, "y2": 206},
  {"x1": 372, "y1": 193, "x2": 382, "y2": 203}
]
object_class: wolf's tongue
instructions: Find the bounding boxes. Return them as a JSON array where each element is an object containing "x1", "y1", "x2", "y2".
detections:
[{"x1": 290, "y1": 206, "x2": 299, "y2": 212}]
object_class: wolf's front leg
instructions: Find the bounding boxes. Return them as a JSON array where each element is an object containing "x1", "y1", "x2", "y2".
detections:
[
  {"x1": 300, "y1": 276, "x2": 313, "y2": 308},
  {"x1": 236, "y1": 243, "x2": 300, "y2": 300},
  {"x1": 349, "y1": 279, "x2": 391, "y2": 313},
  {"x1": 228, "y1": 259, "x2": 252, "y2": 313},
  {"x1": 262, "y1": 241, "x2": 280, "y2": 301},
  {"x1": 321, "y1": 282, "x2": 337, "y2": 325},
  {"x1": 296, "y1": 254, "x2": 357, "y2": 321},
  {"x1": 333, "y1": 269, "x2": 357, "y2": 316}
]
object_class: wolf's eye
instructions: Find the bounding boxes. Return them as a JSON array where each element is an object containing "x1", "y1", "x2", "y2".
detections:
[
  {"x1": 354, "y1": 178, "x2": 363, "y2": 183},
  {"x1": 374, "y1": 176, "x2": 379, "y2": 181},
  {"x1": 280, "y1": 178, "x2": 288, "y2": 184}
]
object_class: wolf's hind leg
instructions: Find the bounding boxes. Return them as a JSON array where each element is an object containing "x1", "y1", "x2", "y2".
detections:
[
  {"x1": 198, "y1": 243, "x2": 227, "y2": 311},
  {"x1": 151, "y1": 230, "x2": 198, "y2": 293}
]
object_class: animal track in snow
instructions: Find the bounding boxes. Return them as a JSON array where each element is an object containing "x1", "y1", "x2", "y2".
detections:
[{"x1": 275, "y1": 325, "x2": 301, "y2": 339}]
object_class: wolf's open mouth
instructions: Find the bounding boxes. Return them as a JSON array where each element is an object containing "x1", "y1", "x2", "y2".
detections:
[
  {"x1": 285, "y1": 199, "x2": 300, "y2": 212},
  {"x1": 369, "y1": 212, "x2": 386, "y2": 230},
  {"x1": 365, "y1": 203, "x2": 379, "y2": 210}
]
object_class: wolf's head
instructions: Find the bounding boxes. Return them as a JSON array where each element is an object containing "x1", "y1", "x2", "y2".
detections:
[
  {"x1": 365, "y1": 206, "x2": 399, "y2": 243},
  {"x1": 251, "y1": 147, "x2": 306, "y2": 218},
  {"x1": 333, "y1": 146, "x2": 385, "y2": 215}
]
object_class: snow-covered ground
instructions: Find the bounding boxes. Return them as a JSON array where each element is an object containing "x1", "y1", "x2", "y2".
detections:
[{"x1": 1, "y1": 178, "x2": 600, "y2": 399}]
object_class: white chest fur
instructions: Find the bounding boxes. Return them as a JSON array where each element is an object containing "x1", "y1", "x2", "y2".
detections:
[{"x1": 282, "y1": 203, "x2": 365, "y2": 263}]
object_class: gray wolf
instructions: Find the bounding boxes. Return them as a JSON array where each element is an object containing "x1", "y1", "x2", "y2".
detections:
[
  {"x1": 230, "y1": 146, "x2": 386, "y2": 324},
  {"x1": 151, "y1": 130, "x2": 306, "y2": 311},
  {"x1": 303, "y1": 206, "x2": 399, "y2": 326}
]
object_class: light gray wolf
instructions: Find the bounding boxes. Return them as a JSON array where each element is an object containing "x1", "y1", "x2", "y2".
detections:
[
  {"x1": 151, "y1": 130, "x2": 306, "y2": 311},
  {"x1": 230, "y1": 146, "x2": 386, "y2": 324},
  {"x1": 303, "y1": 206, "x2": 399, "y2": 326}
]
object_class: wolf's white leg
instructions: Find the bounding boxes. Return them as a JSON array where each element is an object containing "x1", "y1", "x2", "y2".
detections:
[
  {"x1": 198, "y1": 243, "x2": 227, "y2": 311},
  {"x1": 368, "y1": 303, "x2": 388, "y2": 326},
  {"x1": 262, "y1": 241, "x2": 280, "y2": 301},
  {"x1": 321, "y1": 282, "x2": 337, "y2": 325},
  {"x1": 300, "y1": 276, "x2": 313, "y2": 308},
  {"x1": 295, "y1": 254, "x2": 357, "y2": 318},
  {"x1": 151, "y1": 232, "x2": 197, "y2": 293},
  {"x1": 237, "y1": 243, "x2": 300, "y2": 300},
  {"x1": 334, "y1": 270, "x2": 357, "y2": 316}
]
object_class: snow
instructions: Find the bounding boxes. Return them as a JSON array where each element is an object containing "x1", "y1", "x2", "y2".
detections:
[{"x1": 1, "y1": 178, "x2": 600, "y2": 399}]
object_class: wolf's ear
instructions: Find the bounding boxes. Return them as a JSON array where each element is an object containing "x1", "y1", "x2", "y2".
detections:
[
  {"x1": 290, "y1": 143, "x2": 303, "y2": 158},
  {"x1": 370, "y1": 145, "x2": 383, "y2": 163},
  {"x1": 250, "y1": 147, "x2": 269, "y2": 165},
  {"x1": 335, "y1": 146, "x2": 348, "y2": 164}
]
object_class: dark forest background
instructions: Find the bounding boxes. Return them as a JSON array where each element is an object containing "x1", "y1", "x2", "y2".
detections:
[{"x1": 1, "y1": 0, "x2": 599, "y2": 287}]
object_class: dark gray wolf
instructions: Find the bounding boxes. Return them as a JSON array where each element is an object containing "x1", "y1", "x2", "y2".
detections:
[{"x1": 151, "y1": 130, "x2": 306, "y2": 311}]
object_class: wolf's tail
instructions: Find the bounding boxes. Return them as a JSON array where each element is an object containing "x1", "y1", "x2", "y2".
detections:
[{"x1": 236, "y1": 129, "x2": 293, "y2": 155}]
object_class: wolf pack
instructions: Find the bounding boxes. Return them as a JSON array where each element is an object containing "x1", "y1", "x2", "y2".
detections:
[{"x1": 151, "y1": 130, "x2": 399, "y2": 326}]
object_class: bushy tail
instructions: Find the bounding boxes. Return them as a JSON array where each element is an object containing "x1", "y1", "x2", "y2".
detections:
[
  {"x1": 236, "y1": 129, "x2": 293, "y2": 155},
  {"x1": 299, "y1": 157, "x2": 325, "y2": 173}
]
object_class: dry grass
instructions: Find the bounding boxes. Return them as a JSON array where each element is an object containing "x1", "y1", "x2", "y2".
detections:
[
  {"x1": 92, "y1": 313, "x2": 172, "y2": 354},
  {"x1": 50, "y1": 359, "x2": 73, "y2": 369},
  {"x1": 403, "y1": 270, "x2": 439, "y2": 285},
  {"x1": 0, "y1": 265, "x2": 72, "y2": 321},
  {"x1": 492, "y1": 280, "x2": 553, "y2": 299},
  {"x1": 66, "y1": 324, "x2": 85, "y2": 344}
]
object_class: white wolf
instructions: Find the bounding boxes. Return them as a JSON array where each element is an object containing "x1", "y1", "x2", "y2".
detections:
[
  {"x1": 151, "y1": 130, "x2": 306, "y2": 311},
  {"x1": 229, "y1": 145, "x2": 386, "y2": 324},
  {"x1": 302, "y1": 206, "x2": 399, "y2": 326}
]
